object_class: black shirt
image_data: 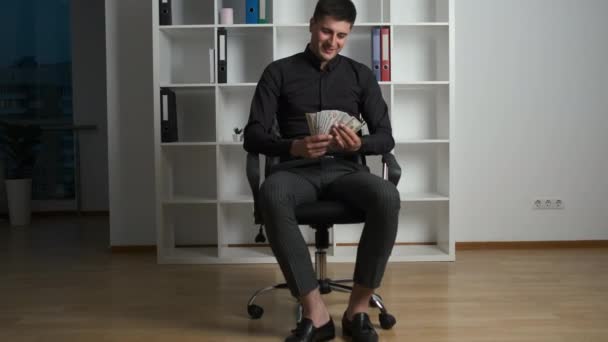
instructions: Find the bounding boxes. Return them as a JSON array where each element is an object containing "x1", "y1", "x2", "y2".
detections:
[{"x1": 243, "y1": 45, "x2": 394, "y2": 158}]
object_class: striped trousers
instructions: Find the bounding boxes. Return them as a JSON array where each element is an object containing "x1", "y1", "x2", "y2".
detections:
[{"x1": 259, "y1": 157, "x2": 400, "y2": 297}]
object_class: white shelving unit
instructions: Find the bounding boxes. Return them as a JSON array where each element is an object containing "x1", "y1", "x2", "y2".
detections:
[{"x1": 152, "y1": 0, "x2": 454, "y2": 264}]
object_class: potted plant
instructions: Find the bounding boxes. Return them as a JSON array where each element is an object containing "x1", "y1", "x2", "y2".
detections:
[
  {"x1": 233, "y1": 127, "x2": 244, "y2": 142},
  {"x1": 0, "y1": 121, "x2": 42, "y2": 226}
]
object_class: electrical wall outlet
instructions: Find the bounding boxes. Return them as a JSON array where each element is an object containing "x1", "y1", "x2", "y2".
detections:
[{"x1": 533, "y1": 198, "x2": 564, "y2": 209}]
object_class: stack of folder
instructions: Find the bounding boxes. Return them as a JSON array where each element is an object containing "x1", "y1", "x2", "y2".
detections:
[{"x1": 371, "y1": 27, "x2": 391, "y2": 82}]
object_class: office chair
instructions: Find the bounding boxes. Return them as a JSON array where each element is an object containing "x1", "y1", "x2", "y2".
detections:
[{"x1": 245, "y1": 149, "x2": 402, "y2": 330}]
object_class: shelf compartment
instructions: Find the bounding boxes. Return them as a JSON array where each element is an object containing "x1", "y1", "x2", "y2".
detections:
[
  {"x1": 160, "y1": 83, "x2": 215, "y2": 88},
  {"x1": 351, "y1": 0, "x2": 383, "y2": 24},
  {"x1": 273, "y1": 0, "x2": 316, "y2": 25},
  {"x1": 340, "y1": 26, "x2": 380, "y2": 70},
  {"x1": 162, "y1": 196, "x2": 217, "y2": 204},
  {"x1": 218, "y1": 202, "x2": 321, "y2": 260},
  {"x1": 395, "y1": 140, "x2": 449, "y2": 144},
  {"x1": 392, "y1": 83, "x2": 449, "y2": 141},
  {"x1": 273, "y1": 0, "x2": 382, "y2": 25},
  {"x1": 217, "y1": 82, "x2": 257, "y2": 87},
  {"x1": 162, "y1": 87, "x2": 216, "y2": 142},
  {"x1": 218, "y1": 0, "x2": 273, "y2": 24},
  {"x1": 382, "y1": 0, "x2": 391, "y2": 23},
  {"x1": 217, "y1": 86, "x2": 255, "y2": 143},
  {"x1": 219, "y1": 203, "x2": 259, "y2": 246},
  {"x1": 162, "y1": 0, "x2": 215, "y2": 26},
  {"x1": 400, "y1": 192, "x2": 449, "y2": 202},
  {"x1": 222, "y1": 26, "x2": 273, "y2": 83},
  {"x1": 163, "y1": 203, "x2": 218, "y2": 250},
  {"x1": 352, "y1": 154, "x2": 449, "y2": 202},
  {"x1": 380, "y1": 83, "x2": 392, "y2": 119},
  {"x1": 332, "y1": 201, "x2": 450, "y2": 260},
  {"x1": 162, "y1": 142, "x2": 216, "y2": 147},
  {"x1": 275, "y1": 25, "x2": 377, "y2": 68},
  {"x1": 161, "y1": 145, "x2": 217, "y2": 200},
  {"x1": 393, "y1": 23, "x2": 449, "y2": 27},
  {"x1": 220, "y1": 245, "x2": 324, "y2": 263},
  {"x1": 274, "y1": 26, "x2": 309, "y2": 60},
  {"x1": 218, "y1": 145, "x2": 251, "y2": 200},
  {"x1": 219, "y1": 203, "x2": 319, "y2": 245},
  {"x1": 390, "y1": 0, "x2": 449, "y2": 23},
  {"x1": 333, "y1": 202, "x2": 446, "y2": 244},
  {"x1": 159, "y1": 27, "x2": 215, "y2": 84},
  {"x1": 392, "y1": 26, "x2": 449, "y2": 82},
  {"x1": 393, "y1": 143, "x2": 449, "y2": 197}
]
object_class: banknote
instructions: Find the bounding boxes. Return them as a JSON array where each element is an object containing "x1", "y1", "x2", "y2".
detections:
[{"x1": 305, "y1": 110, "x2": 365, "y2": 135}]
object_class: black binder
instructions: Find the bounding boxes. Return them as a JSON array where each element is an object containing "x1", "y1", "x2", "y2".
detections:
[
  {"x1": 160, "y1": 88, "x2": 178, "y2": 142},
  {"x1": 159, "y1": 0, "x2": 172, "y2": 26},
  {"x1": 217, "y1": 28, "x2": 227, "y2": 83}
]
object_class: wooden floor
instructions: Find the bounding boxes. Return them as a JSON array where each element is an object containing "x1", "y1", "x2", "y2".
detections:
[{"x1": 1, "y1": 216, "x2": 607, "y2": 341}]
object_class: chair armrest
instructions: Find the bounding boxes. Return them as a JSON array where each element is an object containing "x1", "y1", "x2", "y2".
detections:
[
  {"x1": 381, "y1": 152, "x2": 401, "y2": 186},
  {"x1": 246, "y1": 153, "x2": 263, "y2": 224}
]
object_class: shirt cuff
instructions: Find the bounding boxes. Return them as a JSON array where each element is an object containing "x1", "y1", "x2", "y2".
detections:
[
  {"x1": 358, "y1": 136, "x2": 370, "y2": 154},
  {"x1": 280, "y1": 139, "x2": 294, "y2": 156}
]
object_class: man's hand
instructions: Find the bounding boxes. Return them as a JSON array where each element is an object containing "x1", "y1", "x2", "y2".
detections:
[
  {"x1": 330, "y1": 124, "x2": 362, "y2": 152},
  {"x1": 290, "y1": 134, "x2": 333, "y2": 159}
]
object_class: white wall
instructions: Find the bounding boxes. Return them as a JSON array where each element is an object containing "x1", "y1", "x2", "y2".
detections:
[
  {"x1": 71, "y1": 0, "x2": 109, "y2": 211},
  {"x1": 105, "y1": 0, "x2": 608, "y2": 245},
  {"x1": 453, "y1": 0, "x2": 608, "y2": 241},
  {"x1": 105, "y1": 0, "x2": 156, "y2": 246}
]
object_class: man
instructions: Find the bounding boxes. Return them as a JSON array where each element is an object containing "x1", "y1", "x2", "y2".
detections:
[{"x1": 243, "y1": 0, "x2": 399, "y2": 341}]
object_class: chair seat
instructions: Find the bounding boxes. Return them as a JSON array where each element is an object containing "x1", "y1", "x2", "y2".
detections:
[{"x1": 295, "y1": 201, "x2": 365, "y2": 226}]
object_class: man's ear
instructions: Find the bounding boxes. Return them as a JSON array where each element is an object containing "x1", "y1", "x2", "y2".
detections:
[{"x1": 309, "y1": 17, "x2": 314, "y2": 33}]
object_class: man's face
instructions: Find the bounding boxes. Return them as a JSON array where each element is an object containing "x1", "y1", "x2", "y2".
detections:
[{"x1": 309, "y1": 15, "x2": 352, "y2": 63}]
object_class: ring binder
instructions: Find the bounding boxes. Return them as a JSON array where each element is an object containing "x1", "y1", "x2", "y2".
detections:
[
  {"x1": 246, "y1": 0, "x2": 259, "y2": 24},
  {"x1": 160, "y1": 88, "x2": 178, "y2": 142},
  {"x1": 372, "y1": 27, "x2": 381, "y2": 81},
  {"x1": 380, "y1": 27, "x2": 391, "y2": 81},
  {"x1": 218, "y1": 28, "x2": 227, "y2": 83},
  {"x1": 159, "y1": 0, "x2": 172, "y2": 26}
]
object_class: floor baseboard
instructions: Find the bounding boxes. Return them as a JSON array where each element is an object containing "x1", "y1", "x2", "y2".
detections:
[
  {"x1": 109, "y1": 240, "x2": 608, "y2": 254},
  {"x1": 456, "y1": 240, "x2": 608, "y2": 250},
  {"x1": 110, "y1": 245, "x2": 156, "y2": 253},
  {"x1": 0, "y1": 210, "x2": 109, "y2": 219}
]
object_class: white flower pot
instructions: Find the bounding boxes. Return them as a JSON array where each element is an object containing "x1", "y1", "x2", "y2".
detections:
[
  {"x1": 5, "y1": 178, "x2": 32, "y2": 226},
  {"x1": 232, "y1": 133, "x2": 243, "y2": 142}
]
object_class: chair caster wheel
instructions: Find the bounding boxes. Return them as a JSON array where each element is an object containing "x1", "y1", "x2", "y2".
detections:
[
  {"x1": 248, "y1": 304, "x2": 264, "y2": 319},
  {"x1": 379, "y1": 312, "x2": 396, "y2": 330},
  {"x1": 369, "y1": 294, "x2": 383, "y2": 307}
]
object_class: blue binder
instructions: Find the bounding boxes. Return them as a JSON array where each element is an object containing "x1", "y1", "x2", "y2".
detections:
[
  {"x1": 246, "y1": 0, "x2": 259, "y2": 24},
  {"x1": 372, "y1": 27, "x2": 381, "y2": 81}
]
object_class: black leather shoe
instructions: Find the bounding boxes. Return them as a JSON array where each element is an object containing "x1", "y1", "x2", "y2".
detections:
[
  {"x1": 285, "y1": 317, "x2": 335, "y2": 342},
  {"x1": 342, "y1": 312, "x2": 378, "y2": 342}
]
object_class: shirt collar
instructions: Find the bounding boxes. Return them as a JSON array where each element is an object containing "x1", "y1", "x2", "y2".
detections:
[{"x1": 304, "y1": 44, "x2": 340, "y2": 72}]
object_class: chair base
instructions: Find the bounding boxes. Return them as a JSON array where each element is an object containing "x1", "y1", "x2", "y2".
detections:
[{"x1": 246, "y1": 278, "x2": 397, "y2": 330}]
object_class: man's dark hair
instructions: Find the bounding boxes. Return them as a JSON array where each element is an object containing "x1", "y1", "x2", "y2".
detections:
[{"x1": 312, "y1": 0, "x2": 357, "y2": 25}]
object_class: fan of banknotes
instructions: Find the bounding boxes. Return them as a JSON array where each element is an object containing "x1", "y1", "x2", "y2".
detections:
[{"x1": 305, "y1": 110, "x2": 365, "y2": 136}]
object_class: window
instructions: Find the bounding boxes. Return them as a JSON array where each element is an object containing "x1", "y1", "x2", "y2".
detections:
[{"x1": 0, "y1": 0, "x2": 75, "y2": 200}]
